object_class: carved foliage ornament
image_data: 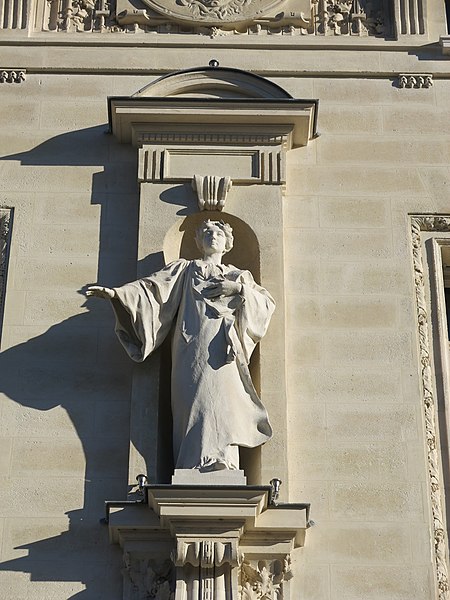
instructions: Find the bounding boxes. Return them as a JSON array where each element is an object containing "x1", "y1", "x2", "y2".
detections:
[
  {"x1": 411, "y1": 216, "x2": 450, "y2": 600},
  {"x1": 239, "y1": 557, "x2": 292, "y2": 599},
  {"x1": 122, "y1": 554, "x2": 175, "y2": 600}
]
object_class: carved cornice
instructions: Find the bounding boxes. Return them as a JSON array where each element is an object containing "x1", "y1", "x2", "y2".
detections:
[
  {"x1": 109, "y1": 98, "x2": 317, "y2": 148},
  {"x1": 411, "y1": 216, "x2": 450, "y2": 600}
]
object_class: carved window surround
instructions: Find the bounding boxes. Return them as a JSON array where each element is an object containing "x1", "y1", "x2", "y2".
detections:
[
  {"x1": 0, "y1": 209, "x2": 13, "y2": 345},
  {"x1": 411, "y1": 216, "x2": 450, "y2": 600},
  {"x1": 107, "y1": 485, "x2": 309, "y2": 599}
]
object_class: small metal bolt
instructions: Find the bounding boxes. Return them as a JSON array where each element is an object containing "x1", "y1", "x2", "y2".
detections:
[
  {"x1": 209, "y1": 59, "x2": 220, "y2": 68},
  {"x1": 136, "y1": 473, "x2": 148, "y2": 492},
  {"x1": 269, "y1": 478, "x2": 282, "y2": 505}
]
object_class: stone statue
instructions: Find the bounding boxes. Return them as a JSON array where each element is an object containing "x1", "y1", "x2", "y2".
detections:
[{"x1": 86, "y1": 220, "x2": 274, "y2": 472}]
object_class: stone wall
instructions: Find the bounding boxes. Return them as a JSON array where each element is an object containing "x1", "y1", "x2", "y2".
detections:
[{"x1": 0, "y1": 11, "x2": 450, "y2": 599}]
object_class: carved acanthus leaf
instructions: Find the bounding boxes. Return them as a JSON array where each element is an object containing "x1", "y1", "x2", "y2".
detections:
[{"x1": 239, "y1": 558, "x2": 291, "y2": 599}]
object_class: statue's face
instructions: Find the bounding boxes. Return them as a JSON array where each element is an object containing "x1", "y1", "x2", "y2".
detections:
[{"x1": 200, "y1": 225, "x2": 227, "y2": 255}]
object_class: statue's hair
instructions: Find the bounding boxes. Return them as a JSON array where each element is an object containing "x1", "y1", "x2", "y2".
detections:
[{"x1": 195, "y1": 220, "x2": 234, "y2": 253}]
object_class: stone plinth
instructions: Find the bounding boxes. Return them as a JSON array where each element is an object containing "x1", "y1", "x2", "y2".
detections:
[
  {"x1": 171, "y1": 469, "x2": 247, "y2": 485},
  {"x1": 108, "y1": 485, "x2": 309, "y2": 599}
]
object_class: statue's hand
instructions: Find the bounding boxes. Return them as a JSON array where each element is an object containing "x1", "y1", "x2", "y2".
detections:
[
  {"x1": 204, "y1": 280, "x2": 242, "y2": 298},
  {"x1": 85, "y1": 285, "x2": 116, "y2": 299}
]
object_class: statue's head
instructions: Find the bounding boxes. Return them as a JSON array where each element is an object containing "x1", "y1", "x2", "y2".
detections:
[{"x1": 195, "y1": 220, "x2": 234, "y2": 256}]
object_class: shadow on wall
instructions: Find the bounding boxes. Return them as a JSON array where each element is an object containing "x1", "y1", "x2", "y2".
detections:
[{"x1": 0, "y1": 126, "x2": 148, "y2": 598}]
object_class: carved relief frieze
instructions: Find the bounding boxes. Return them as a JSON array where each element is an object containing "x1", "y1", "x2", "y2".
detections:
[
  {"x1": 311, "y1": 0, "x2": 385, "y2": 36},
  {"x1": 398, "y1": 74, "x2": 433, "y2": 89},
  {"x1": 0, "y1": 70, "x2": 26, "y2": 83},
  {"x1": 36, "y1": 0, "x2": 392, "y2": 36},
  {"x1": 411, "y1": 216, "x2": 450, "y2": 600},
  {"x1": 142, "y1": 0, "x2": 285, "y2": 25}
]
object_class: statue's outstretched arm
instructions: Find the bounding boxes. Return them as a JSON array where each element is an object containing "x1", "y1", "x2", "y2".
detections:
[{"x1": 85, "y1": 285, "x2": 116, "y2": 299}]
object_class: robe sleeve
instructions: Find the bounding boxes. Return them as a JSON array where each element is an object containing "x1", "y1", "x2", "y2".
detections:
[
  {"x1": 110, "y1": 259, "x2": 188, "y2": 362},
  {"x1": 234, "y1": 270, "x2": 276, "y2": 364}
]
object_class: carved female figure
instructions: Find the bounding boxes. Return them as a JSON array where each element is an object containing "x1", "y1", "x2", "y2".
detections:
[{"x1": 86, "y1": 220, "x2": 274, "y2": 472}]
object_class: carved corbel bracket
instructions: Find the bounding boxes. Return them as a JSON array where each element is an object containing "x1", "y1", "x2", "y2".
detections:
[
  {"x1": 192, "y1": 175, "x2": 232, "y2": 211},
  {"x1": 397, "y1": 73, "x2": 433, "y2": 89},
  {"x1": 0, "y1": 70, "x2": 26, "y2": 83}
]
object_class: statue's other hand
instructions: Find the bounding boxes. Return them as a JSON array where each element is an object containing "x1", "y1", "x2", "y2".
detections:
[
  {"x1": 204, "y1": 280, "x2": 242, "y2": 298},
  {"x1": 85, "y1": 285, "x2": 116, "y2": 299}
]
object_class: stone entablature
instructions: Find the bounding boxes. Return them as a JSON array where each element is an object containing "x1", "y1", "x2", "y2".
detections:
[{"x1": 1, "y1": 0, "x2": 438, "y2": 39}]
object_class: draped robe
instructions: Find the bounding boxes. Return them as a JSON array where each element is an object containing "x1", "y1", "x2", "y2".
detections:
[{"x1": 111, "y1": 259, "x2": 275, "y2": 471}]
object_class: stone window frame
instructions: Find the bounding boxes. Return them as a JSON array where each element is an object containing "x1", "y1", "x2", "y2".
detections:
[
  {"x1": 0, "y1": 208, "x2": 13, "y2": 343},
  {"x1": 411, "y1": 215, "x2": 450, "y2": 600}
]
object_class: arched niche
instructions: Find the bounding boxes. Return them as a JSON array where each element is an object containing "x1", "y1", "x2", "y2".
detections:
[
  {"x1": 157, "y1": 213, "x2": 263, "y2": 484},
  {"x1": 163, "y1": 211, "x2": 260, "y2": 278}
]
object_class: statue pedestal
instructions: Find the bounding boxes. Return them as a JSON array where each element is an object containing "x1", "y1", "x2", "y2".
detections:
[
  {"x1": 108, "y1": 485, "x2": 309, "y2": 599},
  {"x1": 172, "y1": 469, "x2": 247, "y2": 485}
]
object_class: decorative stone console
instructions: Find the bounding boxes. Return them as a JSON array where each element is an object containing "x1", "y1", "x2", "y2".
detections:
[{"x1": 108, "y1": 485, "x2": 309, "y2": 599}]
